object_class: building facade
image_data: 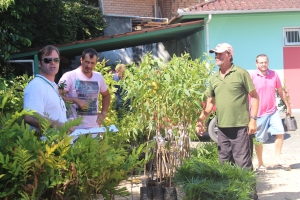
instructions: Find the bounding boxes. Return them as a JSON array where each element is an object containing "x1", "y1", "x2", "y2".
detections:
[{"x1": 102, "y1": 0, "x2": 203, "y2": 19}]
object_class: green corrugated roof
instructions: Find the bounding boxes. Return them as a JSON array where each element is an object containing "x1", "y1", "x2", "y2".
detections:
[{"x1": 9, "y1": 20, "x2": 204, "y2": 60}]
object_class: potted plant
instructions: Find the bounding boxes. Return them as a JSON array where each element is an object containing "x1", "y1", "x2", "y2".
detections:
[{"x1": 122, "y1": 53, "x2": 213, "y2": 199}]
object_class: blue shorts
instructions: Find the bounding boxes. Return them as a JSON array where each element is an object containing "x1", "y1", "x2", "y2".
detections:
[{"x1": 255, "y1": 110, "x2": 285, "y2": 143}]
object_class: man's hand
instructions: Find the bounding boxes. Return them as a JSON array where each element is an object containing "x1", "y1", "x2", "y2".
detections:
[
  {"x1": 67, "y1": 126, "x2": 76, "y2": 134},
  {"x1": 96, "y1": 112, "x2": 107, "y2": 126},
  {"x1": 286, "y1": 106, "x2": 292, "y2": 116},
  {"x1": 196, "y1": 121, "x2": 206, "y2": 136},
  {"x1": 75, "y1": 98, "x2": 88, "y2": 110},
  {"x1": 248, "y1": 119, "x2": 257, "y2": 135}
]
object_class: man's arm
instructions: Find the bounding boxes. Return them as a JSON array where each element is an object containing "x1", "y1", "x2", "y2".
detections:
[
  {"x1": 277, "y1": 87, "x2": 292, "y2": 116},
  {"x1": 58, "y1": 89, "x2": 87, "y2": 110},
  {"x1": 24, "y1": 113, "x2": 64, "y2": 130},
  {"x1": 248, "y1": 89, "x2": 259, "y2": 134},
  {"x1": 97, "y1": 89, "x2": 111, "y2": 124},
  {"x1": 196, "y1": 96, "x2": 215, "y2": 136}
]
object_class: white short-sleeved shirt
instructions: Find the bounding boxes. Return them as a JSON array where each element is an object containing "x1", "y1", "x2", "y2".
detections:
[
  {"x1": 24, "y1": 75, "x2": 67, "y2": 128},
  {"x1": 59, "y1": 67, "x2": 108, "y2": 128}
]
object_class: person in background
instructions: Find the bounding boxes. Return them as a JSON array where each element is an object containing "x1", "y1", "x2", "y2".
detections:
[
  {"x1": 114, "y1": 63, "x2": 126, "y2": 81},
  {"x1": 24, "y1": 45, "x2": 71, "y2": 132},
  {"x1": 250, "y1": 54, "x2": 291, "y2": 171},
  {"x1": 113, "y1": 64, "x2": 126, "y2": 112},
  {"x1": 59, "y1": 48, "x2": 110, "y2": 129}
]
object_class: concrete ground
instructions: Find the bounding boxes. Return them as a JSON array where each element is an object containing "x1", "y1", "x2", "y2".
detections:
[{"x1": 254, "y1": 112, "x2": 300, "y2": 200}]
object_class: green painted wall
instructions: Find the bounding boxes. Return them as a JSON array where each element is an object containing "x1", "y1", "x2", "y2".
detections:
[
  {"x1": 190, "y1": 27, "x2": 205, "y2": 60},
  {"x1": 205, "y1": 12, "x2": 300, "y2": 70},
  {"x1": 163, "y1": 28, "x2": 205, "y2": 60},
  {"x1": 177, "y1": 38, "x2": 189, "y2": 56}
]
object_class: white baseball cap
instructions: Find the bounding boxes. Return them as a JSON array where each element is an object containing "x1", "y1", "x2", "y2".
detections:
[{"x1": 209, "y1": 43, "x2": 234, "y2": 57}]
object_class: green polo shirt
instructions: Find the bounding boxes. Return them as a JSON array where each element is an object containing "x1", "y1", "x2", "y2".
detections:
[{"x1": 206, "y1": 64, "x2": 255, "y2": 128}]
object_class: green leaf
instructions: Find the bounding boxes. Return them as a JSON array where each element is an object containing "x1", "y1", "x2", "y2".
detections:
[
  {"x1": 164, "y1": 74, "x2": 170, "y2": 82},
  {"x1": 184, "y1": 89, "x2": 190, "y2": 96}
]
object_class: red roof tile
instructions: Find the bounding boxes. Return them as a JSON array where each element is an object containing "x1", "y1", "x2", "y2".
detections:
[{"x1": 185, "y1": 0, "x2": 300, "y2": 12}]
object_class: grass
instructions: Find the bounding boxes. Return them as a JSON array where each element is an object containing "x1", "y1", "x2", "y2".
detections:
[{"x1": 174, "y1": 142, "x2": 257, "y2": 200}]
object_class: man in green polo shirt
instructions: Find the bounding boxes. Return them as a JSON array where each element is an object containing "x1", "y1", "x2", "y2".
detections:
[{"x1": 196, "y1": 43, "x2": 259, "y2": 171}]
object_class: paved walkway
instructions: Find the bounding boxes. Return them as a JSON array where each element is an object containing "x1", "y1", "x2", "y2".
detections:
[{"x1": 254, "y1": 112, "x2": 300, "y2": 200}]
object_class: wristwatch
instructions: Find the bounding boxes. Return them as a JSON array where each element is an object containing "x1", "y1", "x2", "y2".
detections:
[{"x1": 251, "y1": 116, "x2": 257, "y2": 120}]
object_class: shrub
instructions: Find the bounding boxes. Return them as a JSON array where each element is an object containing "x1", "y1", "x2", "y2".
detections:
[
  {"x1": 174, "y1": 143, "x2": 257, "y2": 200},
  {"x1": 0, "y1": 74, "x2": 150, "y2": 199}
]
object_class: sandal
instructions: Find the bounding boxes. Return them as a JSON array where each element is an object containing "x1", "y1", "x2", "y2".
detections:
[{"x1": 256, "y1": 165, "x2": 268, "y2": 172}]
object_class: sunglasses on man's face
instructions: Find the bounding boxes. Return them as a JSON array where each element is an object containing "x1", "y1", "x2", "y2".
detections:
[{"x1": 43, "y1": 58, "x2": 60, "y2": 64}]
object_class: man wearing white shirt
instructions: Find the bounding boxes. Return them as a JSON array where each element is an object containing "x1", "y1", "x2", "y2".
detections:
[{"x1": 24, "y1": 45, "x2": 70, "y2": 131}]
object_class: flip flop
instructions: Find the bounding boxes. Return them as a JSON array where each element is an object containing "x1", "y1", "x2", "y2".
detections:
[
  {"x1": 275, "y1": 163, "x2": 291, "y2": 171},
  {"x1": 256, "y1": 165, "x2": 268, "y2": 172}
]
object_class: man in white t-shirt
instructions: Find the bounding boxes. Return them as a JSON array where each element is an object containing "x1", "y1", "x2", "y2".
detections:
[
  {"x1": 59, "y1": 48, "x2": 110, "y2": 129},
  {"x1": 24, "y1": 45, "x2": 69, "y2": 130}
]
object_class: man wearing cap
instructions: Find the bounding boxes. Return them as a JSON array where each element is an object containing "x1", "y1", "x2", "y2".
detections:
[{"x1": 196, "y1": 43, "x2": 259, "y2": 171}]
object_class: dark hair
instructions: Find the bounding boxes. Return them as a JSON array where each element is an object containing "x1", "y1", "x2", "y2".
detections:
[
  {"x1": 256, "y1": 54, "x2": 268, "y2": 62},
  {"x1": 81, "y1": 48, "x2": 98, "y2": 60},
  {"x1": 38, "y1": 45, "x2": 60, "y2": 61}
]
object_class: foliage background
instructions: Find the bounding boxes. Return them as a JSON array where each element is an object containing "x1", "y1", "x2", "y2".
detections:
[{"x1": 0, "y1": 0, "x2": 106, "y2": 65}]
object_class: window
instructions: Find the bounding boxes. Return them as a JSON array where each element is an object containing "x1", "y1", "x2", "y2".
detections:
[{"x1": 284, "y1": 28, "x2": 300, "y2": 46}]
